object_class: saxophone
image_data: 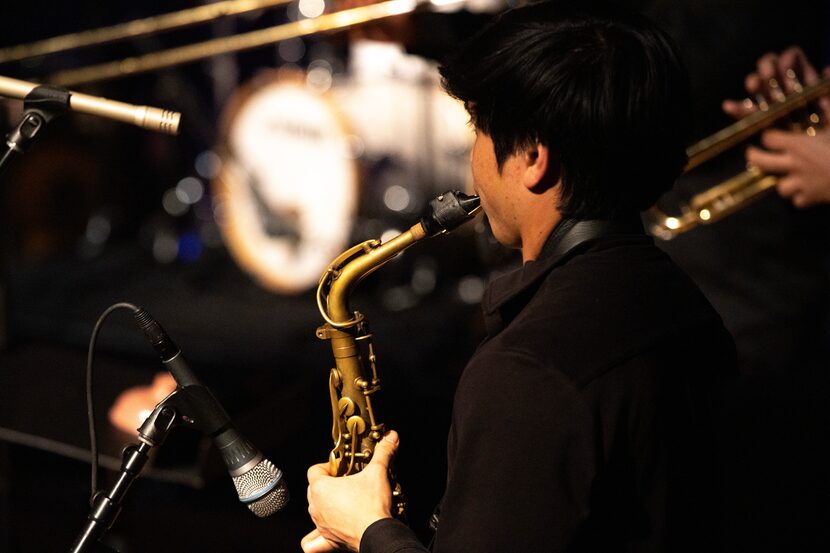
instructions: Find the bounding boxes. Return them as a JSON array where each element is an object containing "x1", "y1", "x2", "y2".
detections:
[{"x1": 315, "y1": 190, "x2": 480, "y2": 515}]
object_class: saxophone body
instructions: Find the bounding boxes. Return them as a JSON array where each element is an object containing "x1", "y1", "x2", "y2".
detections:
[{"x1": 315, "y1": 191, "x2": 480, "y2": 514}]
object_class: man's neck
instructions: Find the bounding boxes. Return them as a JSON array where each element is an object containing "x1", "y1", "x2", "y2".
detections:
[{"x1": 520, "y1": 211, "x2": 562, "y2": 263}]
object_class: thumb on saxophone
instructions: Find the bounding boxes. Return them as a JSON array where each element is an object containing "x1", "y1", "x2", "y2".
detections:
[
  {"x1": 305, "y1": 431, "x2": 401, "y2": 552},
  {"x1": 368, "y1": 430, "x2": 400, "y2": 471}
]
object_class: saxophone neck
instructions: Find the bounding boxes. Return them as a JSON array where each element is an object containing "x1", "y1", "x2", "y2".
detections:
[
  {"x1": 325, "y1": 229, "x2": 421, "y2": 324},
  {"x1": 317, "y1": 191, "x2": 481, "y2": 326}
]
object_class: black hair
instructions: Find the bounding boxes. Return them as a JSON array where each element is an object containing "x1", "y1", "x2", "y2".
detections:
[{"x1": 440, "y1": 0, "x2": 691, "y2": 219}]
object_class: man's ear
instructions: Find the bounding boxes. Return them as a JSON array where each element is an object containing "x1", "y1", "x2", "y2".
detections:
[{"x1": 521, "y1": 143, "x2": 555, "y2": 191}]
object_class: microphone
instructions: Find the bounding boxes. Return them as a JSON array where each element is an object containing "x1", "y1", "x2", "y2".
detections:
[
  {"x1": 0, "y1": 74, "x2": 180, "y2": 135},
  {"x1": 132, "y1": 307, "x2": 288, "y2": 517}
]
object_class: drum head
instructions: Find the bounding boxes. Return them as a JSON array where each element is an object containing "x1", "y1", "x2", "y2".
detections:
[{"x1": 213, "y1": 71, "x2": 358, "y2": 294}]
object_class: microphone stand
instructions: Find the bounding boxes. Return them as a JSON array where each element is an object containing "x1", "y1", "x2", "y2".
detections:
[
  {"x1": 69, "y1": 372, "x2": 247, "y2": 553},
  {"x1": 69, "y1": 391, "x2": 184, "y2": 553},
  {"x1": 0, "y1": 85, "x2": 70, "y2": 175},
  {"x1": 0, "y1": 86, "x2": 70, "y2": 351}
]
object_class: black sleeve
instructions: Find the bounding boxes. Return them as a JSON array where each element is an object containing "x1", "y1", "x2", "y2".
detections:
[{"x1": 359, "y1": 518, "x2": 429, "y2": 553}]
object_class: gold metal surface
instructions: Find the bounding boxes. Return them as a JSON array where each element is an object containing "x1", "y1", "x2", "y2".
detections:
[
  {"x1": 0, "y1": 0, "x2": 293, "y2": 64},
  {"x1": 316, "y1": 222, "x2": 425, "y2": 517},
  {"x1": 45, "y1": 0, "x2": 419, "y2": 86},
  {"x1": 314, "y1": 191, "x2": 478, "y2": 518},
  {"x1": 685, "y1": 76, "x2": 830, "y2": 171},
  {"x1": 648, "y1": 75, "x2": 830, "y2": 239},
  {"x1": 0, "y1": 74, "x2": 181, "y2": 135}
]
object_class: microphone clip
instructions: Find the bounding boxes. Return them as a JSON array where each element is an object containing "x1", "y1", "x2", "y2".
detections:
[
  {"x1": 2, "y1": 85, "x2": 70, "y2": 174},
  {"x1": 70, "y1": 394, "x2": 182, "y2": 553},
  {"x1": 140, "y1": 381, "x2": 231, "y2": 440},
  {"x1": 136, "y1": 392, "x2": 184, "y2": 447},
  {"x1": 24, "y1": 84, "x2": 71, "y2": 119}
]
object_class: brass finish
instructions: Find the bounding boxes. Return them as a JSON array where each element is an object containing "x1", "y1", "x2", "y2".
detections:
[
  {"x1": 315, "y1": 191, "x2": 479, "y2": 517},
  {"x1": 0, "y1": 0, "x2": 293, "y2": 64},
  {"x1": 684, "y1": 75, "x2": 830, "y2": 171},
  {"x1": 45, "y1": 0, "x2": 420, "y2": 86},
  {"x1": 317, "y1": 225, "x2": 421, "y2": 483},
  {"x1": 648, "y1": 75, "x2": 830, "y2": 239},
  {"x1": 648, "y1": 168, "x2": 778, "y2": 240},
  {"x1": 0, "y1": 74, "x2": 180, "y2": 135}
]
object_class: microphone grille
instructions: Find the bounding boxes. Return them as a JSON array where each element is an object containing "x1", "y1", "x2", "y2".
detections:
[{"x1": 231, "y1": 457, "x2": 289, "y2": 517}]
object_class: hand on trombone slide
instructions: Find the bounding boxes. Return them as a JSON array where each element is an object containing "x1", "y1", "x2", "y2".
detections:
[{"x1": 723, "y1": 46, "x2": 830, "y2": 208}]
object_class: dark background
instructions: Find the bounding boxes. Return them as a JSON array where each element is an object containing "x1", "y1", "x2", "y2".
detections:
[
  {"x1": 0, "y1": 2, "x2": 489, "y2": 550},
  {"x1": 1, "y1": 1, "x2": 830, "y2": 552}
]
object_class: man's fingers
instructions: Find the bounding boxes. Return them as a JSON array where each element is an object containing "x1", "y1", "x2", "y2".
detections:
[
  {"x1": 307, "y1": 462, "x2": 332, "y2": 483},
  {"x1": 302, "y1": 529, "x2": 338, "y2": 553},
  {"x1": 759, "y1": 129, "x2": 797, "y2": 151},
  {"x1": 756, "y1": 52, "x2": 784, "y2": 99},
  {"x1": 756, "y1": 52, "x2": 779, "y2": 81},
  {"x1": 746, "y1": 145, "x2": 792, "y2": 175},
  {"x1": 785, "y1": 46, "x2": 819, "y2": 84},
  {"x1": 368, "y1": 431, "x2": 399, "y2": 471},
  {"x1": 722, "y1": 98, "x2": 756, "y2": 119},
  {"x1": 791, "y1": 192, "x2": 812, "y2": 209},
  {"x1": 776, "y1": 176, "x2": 813, "y2": 208},
  {"x1": 775, "y1": 175, "x2": 799, "y2": 198},
  {"x1": 745, "y1": 73, "x2": 762, "y2": 96},
  {"x1": 777, "y1": 47, "x2": 805, "y2": 92}
]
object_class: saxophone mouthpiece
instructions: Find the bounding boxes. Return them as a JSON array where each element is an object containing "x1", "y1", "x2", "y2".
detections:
[{"x1": 420, "y1": 191, "x2": 481, "y2": 236}]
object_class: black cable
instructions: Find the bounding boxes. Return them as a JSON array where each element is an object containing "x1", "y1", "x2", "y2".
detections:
[{"x1": 86, "y1": 302, "x2": 140, "y2": 505}]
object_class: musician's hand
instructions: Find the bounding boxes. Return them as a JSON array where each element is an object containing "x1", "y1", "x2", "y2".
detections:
[
  {"x1": 747, "y1": 128, "x2": 830, "y2": 208},
  {"x1": 722, "y1": 46, "x2": 830, "y2": 120},
  {"x1": 302, "y1": 431, "x2": 400, "y2": 552},
  {"x1": 720, "y1": 46, "x2": 830, "y2": 208}
]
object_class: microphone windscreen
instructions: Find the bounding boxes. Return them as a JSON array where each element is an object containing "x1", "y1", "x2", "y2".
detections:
[{"x1": 232, "y1": 458, "x2": 290, "y2": 517}]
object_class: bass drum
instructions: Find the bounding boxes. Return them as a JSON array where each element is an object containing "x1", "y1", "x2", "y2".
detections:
[{"x1": 213, "y1": 71, "x2": 358, "y2": 294}]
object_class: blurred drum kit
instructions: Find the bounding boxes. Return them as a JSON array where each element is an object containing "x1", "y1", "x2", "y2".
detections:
[
  {"x1": 1, "y1": 0, "x2": 477, "y2": 295},
  {"x1": 212, "y1": 49, "x2": 472, "y2": 293},
  {"x1": 0, "y1": 0, "x2": 483, "y2": 438},
  {"x1": 2, "y1": 0, "x2": 828, "y2": 297},
  {"x1": 214, "y1": 70, "x2": 361, "y2": 294}
]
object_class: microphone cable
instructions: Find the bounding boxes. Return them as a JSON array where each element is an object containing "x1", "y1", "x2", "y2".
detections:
[{"x1": 85, "y1": 301, "x2": 140, "y2": 505}]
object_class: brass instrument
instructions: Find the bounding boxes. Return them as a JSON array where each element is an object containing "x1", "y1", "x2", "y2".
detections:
[
  {"x1": 4, "y1": 0, "x2": 424, "y2": 87},
  {"x1": 646, "y1": 74, "x2": 830, "y2": 240},
  {"x1": 0, "y1": 0, "x2": 293, "y2": 64},
  {"x1": 315, "y1": 190, "x2": 480, "y2": 514}
]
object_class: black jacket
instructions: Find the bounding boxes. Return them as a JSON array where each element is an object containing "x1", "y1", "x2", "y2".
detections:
[{"x1": 362, "y1": 221, "x2": 737, "y2": 553}]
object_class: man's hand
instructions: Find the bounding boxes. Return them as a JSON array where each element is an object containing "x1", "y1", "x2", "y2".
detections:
[
  {"x1": 722, "y1": 46, "x2": 830, "y2": 119},
  {"x1": 302, "y1": 431, "x2": 400, "y2": 553},
  {"x1": 721, "y1": 46, "x2": 830, "y2": 208},
  {"x1": 746, "y1": 129, "x2": 830, "y2": 208}
]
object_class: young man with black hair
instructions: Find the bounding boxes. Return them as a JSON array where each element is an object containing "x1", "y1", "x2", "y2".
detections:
[{"x1": 303, "y1": 2, "x2": 736, "y2": 552}]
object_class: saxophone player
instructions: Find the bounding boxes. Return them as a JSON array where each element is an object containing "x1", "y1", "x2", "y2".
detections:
[{"x1": 304, "y1": 2, "x2": 737, "y2": 551}]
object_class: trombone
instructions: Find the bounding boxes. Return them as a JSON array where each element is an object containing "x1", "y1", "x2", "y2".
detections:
[
  {"x1": 0, "y1": 0, "x2": 431, "y2": 87},
  {"x1": 647, "y1": 74, "x2": 830, "y2": 240},
  {"x1": 7, "y1": 0, "x2": 822, "y2": 239},
  {"x1": 0, "y1": 0, "x2": 294, "y2": 64}
]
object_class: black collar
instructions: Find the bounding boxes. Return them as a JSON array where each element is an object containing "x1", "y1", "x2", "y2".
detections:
[{"x1": 481, "y1": 217, "x2": 645, "y2": 334}]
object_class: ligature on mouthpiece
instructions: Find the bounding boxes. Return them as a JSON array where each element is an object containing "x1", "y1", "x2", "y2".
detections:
[{"x1": 420, "y1": 191, "x2": 481, "y2": 237}]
